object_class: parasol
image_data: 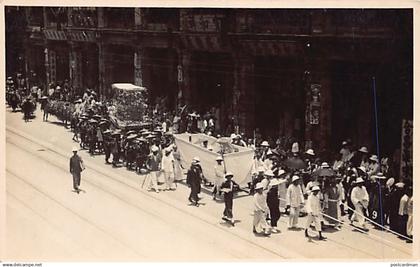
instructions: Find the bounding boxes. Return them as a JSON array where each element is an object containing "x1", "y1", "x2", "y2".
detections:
[{"x1": 284, "y1": 157, "x2": 307, "y2": 170}]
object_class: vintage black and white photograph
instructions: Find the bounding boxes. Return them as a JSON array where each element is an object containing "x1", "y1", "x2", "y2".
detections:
[{"x1": 2, "y1": 3, "x2": 416, "y2": 262}]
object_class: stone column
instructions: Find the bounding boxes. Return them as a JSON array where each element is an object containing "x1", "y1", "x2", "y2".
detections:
[
  {"x1": 97, "y1": 7, "x2": 105, "y2": 28},
  {"x1": 69, "y1": 42, "x2": 83, "y2": 95},
  {"x1": 304, "y1": 60, "x2": 332, "y2": 152},
  {"x1": 44, "y1": 45, "x2": 56, "y2": 86},
  {"x1": 98, "y1": 43, "x2": 105, "y2": 99},
  {"x1": 134, "y1": 8, "x2": 146, "y2": 29},
  {"x1": 177, "y1": 50, "x2": 193, "y2": 107},
  {"x1": 232, "y1": 53, "x2": 255, "y2": 135}
]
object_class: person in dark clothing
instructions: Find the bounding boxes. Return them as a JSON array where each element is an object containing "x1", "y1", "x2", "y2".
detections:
[
  {"x1": 220, "y1": 172, "x2": 238, "y2": 225},
  {"x1": 111, "y1": 133, "x2": 121, "y2": 167},
  {"x1": 388, "y1": 182, "x2": 405, "y2": 232},
  {"x1": 69, "y1": 147, "x2": 85, "y2": 193},
  {"x1": 267, "y1": 178, "x2": 281, "y2": 233},
  {"x1": 22, "y1": 98, "x2": 32, "y2": 122},
  {"x1": 102, "y1": 130, "x2": 112, "y2": 164},
  {"x1": 186, "y1": 157, "x2": 202, "y2": 206}
]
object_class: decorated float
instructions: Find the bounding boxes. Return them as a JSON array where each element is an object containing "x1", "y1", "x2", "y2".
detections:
[{"x1": 108, "y1": 83, "x2": 151, "y2": 131}]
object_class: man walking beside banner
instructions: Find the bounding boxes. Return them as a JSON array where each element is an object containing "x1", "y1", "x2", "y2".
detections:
[
  {"x1": 350, "y1": 177, "x2": 370, "y2": 231},
  {"x1": 286, "y1": 175, "x2": 305, "y2": 229},
  {"x1": 220, "y1": 172, "x2": 238, "y2": 225},
  {"x1": 187, "y1": 157, "x2": 202, "y2": 206},
  {"x1": 69, "y1": 147, "x2": 85, "y2": 194},
  {"x1": 213, "y1": 156, "x2": 225, "y2": 200}
]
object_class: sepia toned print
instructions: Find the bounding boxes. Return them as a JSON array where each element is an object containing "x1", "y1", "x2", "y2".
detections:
[{"x1": 3, "y1": 5, "x2": 415, "y2": 261}]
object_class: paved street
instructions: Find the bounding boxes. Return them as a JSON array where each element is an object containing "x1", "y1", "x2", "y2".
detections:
[{"x1": 4, "y1": 107, "x2": 413, "y2": 260}]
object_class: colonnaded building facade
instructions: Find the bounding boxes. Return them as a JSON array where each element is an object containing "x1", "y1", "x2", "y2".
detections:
[{"x1": 6, "y1": 7, "x2": 413, "y2": 162}]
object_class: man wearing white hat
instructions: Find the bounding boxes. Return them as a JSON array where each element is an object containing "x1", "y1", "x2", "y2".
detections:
[
  {"x1": 305, "y1": 186, "x2": 326, "y2": 240},
  {"x1": 161, "y1": 148, "x2": 176, "y2": 190},
  {"x1": 145, "y1": 146, "x2": 162, "y2": 193},
  {"x1": 350, "y1": 177, "x2": 369, "y2": 230},
  {"x1": 69, "y1": 147, "x2": 85, "y2": 194},
  {"x1": 367, "y1": 155, "x2": 380, "y2": 177},
  {"x1": 213, "y1": 156, "x2": 225, "y2": 200},
  {"x1": 267, "y1": 177, "x2": 281, "y2": 233},
  {"x1": 220, "y1": 172, "x2": 238, "y2": 225},
  {"x1": 260, "y1": 141, "x2": 271, "y2": 161},
  {"x1": 253, "y1": 182, "x2": 271, "y2": 236},
  {"x1": 286, "y1": 175, "x2": 305, "y2": 229},
  {"x1": 186, "y1": 157, "x2": 202, "y2": 206}
]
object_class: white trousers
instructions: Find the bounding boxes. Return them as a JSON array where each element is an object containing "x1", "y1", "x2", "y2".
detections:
[
  {"x1": 306, "y1": 214, "x2": 322, "y2": 232},
  {"x1": 146, "y1": 171, "x2": 159, "y2": 191},
  {"x1": 351, "y1": 203, "x2": 366, "y2": 228},
  {"x1": 407, "y1": 215, "x2": 413, "y2": 236},
  {"x1": 289, "y1": 207, "x2": 301, "y2": 227}
]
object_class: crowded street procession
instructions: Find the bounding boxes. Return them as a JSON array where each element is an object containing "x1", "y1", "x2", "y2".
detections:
[
  {"x1": 5, "y1": 74, "x2": 413, "y2": 243},
  {"x1": 4, "y1": 7, "x2": 414, "y2": 261}
]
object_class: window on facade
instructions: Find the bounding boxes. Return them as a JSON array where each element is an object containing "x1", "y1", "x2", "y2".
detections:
[
  {"x1": 106, "y1": 8, "x2": 134, "y2": 29},
  {"x1": 46, "y1": 7, "x2": 68, "y2": 29},
  {"x1": 252, "y1": 9, "x2": 310, "y2": 34},
  {"x1": 70, "y1": 7, "x2": 97, "y2": 28},
  {"x1": 28, "y1": 7, "x2": 44, "y2": 26}
]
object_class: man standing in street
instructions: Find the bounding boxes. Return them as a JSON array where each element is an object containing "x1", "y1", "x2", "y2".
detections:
[
  {"x1": 69, "y1": 147, "x2": 85, "y2": 194},
  {"x1": 305, "y1": 186, "x2": 326, "y2": 240},
  {"x1": 286, "y1": 175, "x2": 304, "y2": 229},
  {"x1": 213, "y1": 156, "x2": 225, "y2": 200},
  {"x1": 220, "y1": 172, "x2": 238, "y2": 225},
  {"x1": 186, "y1": 157, "x2": 202, "y2": 206},
  {"x1": 146, "y1": 146, "x2": 162, "y2": 193}
]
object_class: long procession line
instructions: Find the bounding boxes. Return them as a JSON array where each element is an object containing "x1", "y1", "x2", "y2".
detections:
[
  {"x1": 6, "y1": 127, "x2": 402, "y2": 259},
  {"x1": 5, "y1": 121, "x2": 410, "y2": 257},
  {"x1": 277, "y1": 197, "x2": 412, "y2": 252}
]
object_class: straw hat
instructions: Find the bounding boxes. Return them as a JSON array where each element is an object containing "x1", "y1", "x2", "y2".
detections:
[
  {"x1": 193, "y1": 156, "x2": 200, "y2": 162},
  {"x1": 72, "y1": 146, "x2": 78, "y2": 152},
  {"x1": 292, "y1": 175, "x2": 300, "y2": 182},
  {"x1": 305, "y1": 149, "x2": 315, "y2": 156},
  {"x1": 255, "y1": 182, "x2": 264, "y2": 190},
  {"x1": 151, "y1": 146, "x2": 159, "y2": 152},
  {"x1": 321, "y1": 162, "x2": 330, "y2": 168},
  {"x1": 369, "y1": 155, "x2": 379, "y2": 162},
  {"x1": 277, "y1": 169, "x2": 286, "y2": 176},
  {"x1": 261, "y1": 141, "x2": 269, "y2": 147},
  {"x1": 311, "y1": 186, "x2": 321, "y2": 192},
  {"x1": 216, "y1": 156, "x2": 223, "y2": 161},
  {"x1": 359, "y1": 147, "x2": 368, "y2": 153}
]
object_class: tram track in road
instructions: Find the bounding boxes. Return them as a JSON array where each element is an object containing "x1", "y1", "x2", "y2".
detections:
[
  {"x1": 5, "y1": 178, "x2": 144, "y2": 260},
  {"x1": 6, "y1": 125, "x2": 412, "y2": 259},
  {"x1": 6, "y1": 128, "x2": 292, "y2": 260}
]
